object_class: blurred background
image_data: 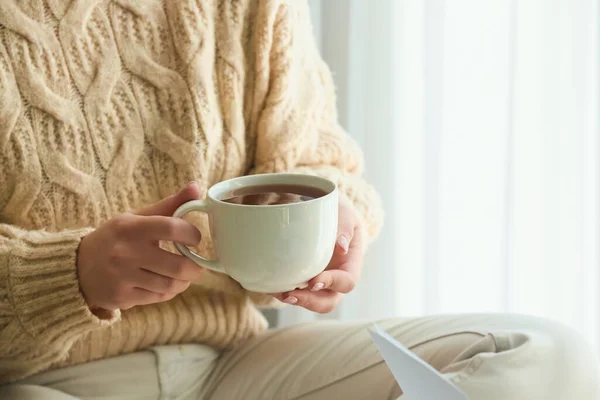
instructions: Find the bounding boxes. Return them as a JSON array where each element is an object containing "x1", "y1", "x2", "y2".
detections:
[{"x1": 270, "y1": 0, "x2": 600, "y2": 353}]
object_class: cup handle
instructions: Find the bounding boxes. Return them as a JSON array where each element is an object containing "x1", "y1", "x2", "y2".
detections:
[{"x1": 173, "y1": 200, "x2": 225, "y2": 274}]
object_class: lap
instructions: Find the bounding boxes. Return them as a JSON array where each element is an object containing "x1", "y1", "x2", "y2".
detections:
[{"x1": 4, "y1": 314, "x2": 597, "y2": 400}]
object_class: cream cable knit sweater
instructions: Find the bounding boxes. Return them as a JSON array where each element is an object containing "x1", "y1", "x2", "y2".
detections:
[{"x1": 0, "y1": 0, "x2": 382, "y2": 383}]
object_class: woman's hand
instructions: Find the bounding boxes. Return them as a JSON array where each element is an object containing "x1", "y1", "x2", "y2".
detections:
[
  {"x1": 77, "y1": 183, "x2": 204, "y2": 311},
  {"x1": 273, "y1": 199, "x2": 364, "y2": 313}
]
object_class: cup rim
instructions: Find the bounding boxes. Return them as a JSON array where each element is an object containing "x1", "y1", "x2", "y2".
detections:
[{"x1": 207, "y1": 173, "x2": 337, "y2": 208}]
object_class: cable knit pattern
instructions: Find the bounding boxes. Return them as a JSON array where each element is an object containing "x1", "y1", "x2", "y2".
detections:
[{"x1": 0, "y1": 0, "x2": 382, "y2": 383}]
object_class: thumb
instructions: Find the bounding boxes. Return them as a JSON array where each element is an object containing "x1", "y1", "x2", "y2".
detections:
[
  {"x1": 136, "y1": 182, "x2": 201, "y2": 216},
  {"x1": 335, "y1": 216, "x2": 356, "y2": 255}
]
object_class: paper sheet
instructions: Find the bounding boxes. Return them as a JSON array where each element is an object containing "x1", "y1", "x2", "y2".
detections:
[{"x1": 369, "y1": 324, "x2": 469, "y2": 400}]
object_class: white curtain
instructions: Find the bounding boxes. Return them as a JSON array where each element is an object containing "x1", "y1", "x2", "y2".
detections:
[{"x1": 278, "y1": 0, "x2": 600, "y2": 352}]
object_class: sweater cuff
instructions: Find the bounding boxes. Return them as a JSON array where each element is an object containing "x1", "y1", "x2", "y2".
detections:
[{"x1": 7, "y1": 228, "x2": 120, "y2": 345}]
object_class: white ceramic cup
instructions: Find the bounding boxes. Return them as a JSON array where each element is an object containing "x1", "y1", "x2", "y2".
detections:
[{"x1": 173, "y1": 173, "x2": 338, "y2": 293}]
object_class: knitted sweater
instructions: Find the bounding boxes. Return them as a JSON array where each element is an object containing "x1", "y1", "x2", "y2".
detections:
[{"x1": 0, "y1": 0, "x2": 382, "y2": 383}]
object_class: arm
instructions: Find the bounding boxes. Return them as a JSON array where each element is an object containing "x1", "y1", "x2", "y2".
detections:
[
  {"x1": 0, "y1": 224, "x2": 119, "y2": 382},
  {"x1": 251, "y1": 0, "x2": 383, "y2": 245},
  {"x1": 0, "y1": 183, "x2": 205, "y2": 382}
]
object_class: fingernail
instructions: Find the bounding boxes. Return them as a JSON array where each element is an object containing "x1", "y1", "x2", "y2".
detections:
[
  {"x1": 283, "y1": 296, "x2": 298, "y2": 305},
  {"x1": 186, "y1": 181, "x2": 196, "y2": 187},
  {"x1": 337, "y1": 235, "x2": 349, "y2": 253},
  {"x1": 311, "y1": 282, "x2": 324, "y2": 292}
]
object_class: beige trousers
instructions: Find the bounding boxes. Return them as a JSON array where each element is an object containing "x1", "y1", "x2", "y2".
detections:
[{"x1": 1, "y1": 314, "x2": 598, "y2": 400}]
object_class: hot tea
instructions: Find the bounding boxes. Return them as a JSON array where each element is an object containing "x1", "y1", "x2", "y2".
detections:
[{"x1": 221, "y1": 184, "x2": 328, "y2": 206}]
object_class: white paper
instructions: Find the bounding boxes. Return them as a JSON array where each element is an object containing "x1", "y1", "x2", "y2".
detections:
[{"x1": 369, "y1": 324, "x2": 469, "y2": 400}]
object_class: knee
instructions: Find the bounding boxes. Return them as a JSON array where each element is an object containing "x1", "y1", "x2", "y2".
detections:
[
  {"x1": 520, "y1": 317, "x2": 599, "y2": 398},
  {"x1": 457, "y1": 315, "x2": 599, "y2": 399}
]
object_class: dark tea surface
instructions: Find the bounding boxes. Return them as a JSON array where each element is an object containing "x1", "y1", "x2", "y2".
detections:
[{"x1": 221, "y1": 184, "x2": 328, "y2": 205}]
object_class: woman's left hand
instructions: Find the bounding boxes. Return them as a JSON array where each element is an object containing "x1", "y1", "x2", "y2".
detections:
[{"x1": 273, "y1": 199, "x2": 364, "y2": 313}]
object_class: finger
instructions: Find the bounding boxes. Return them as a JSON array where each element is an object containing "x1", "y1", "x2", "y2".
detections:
[
  {"x1": 336, "y1": 205, "x2": 358, "y2": 255},
  {"x1": 131, "y1": 215, "x2": 201, "y2": 246},
  {"x1": 310, "y1": 226, "x2": 364, "y2": 293},
  {"x1": 308, "y1": 269, "x2": 357, "y2": 294},
  {"x1": 131, "y1": 269, "x2": 190, "y2": 295},
  {"x1": 136, "y1": 181, "x2": 201, "y2": 217},
  {"x1": 279, "y1": 290, "x2": 342, "y2": 314},
  {"x1": 141, "y1": 248, "x2": 203, "y2": 281}
]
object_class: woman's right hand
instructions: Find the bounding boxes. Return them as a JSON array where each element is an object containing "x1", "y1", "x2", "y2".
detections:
[{"x1": 77, "y1": 182, "x2": 204, "y2": 311}]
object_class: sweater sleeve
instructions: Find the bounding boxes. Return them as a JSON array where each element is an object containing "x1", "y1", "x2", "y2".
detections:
[
  {"x1": 0, "y1": 223, "x2": 120, "y2": 382},
  {"x1": 251, "y1": 0, "x2": 383, "y2": 245}
]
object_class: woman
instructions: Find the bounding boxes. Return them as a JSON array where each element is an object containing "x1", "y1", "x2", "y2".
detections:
[{"x1": 0, "y1": 1, "x2": 597, "y2": 399}]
